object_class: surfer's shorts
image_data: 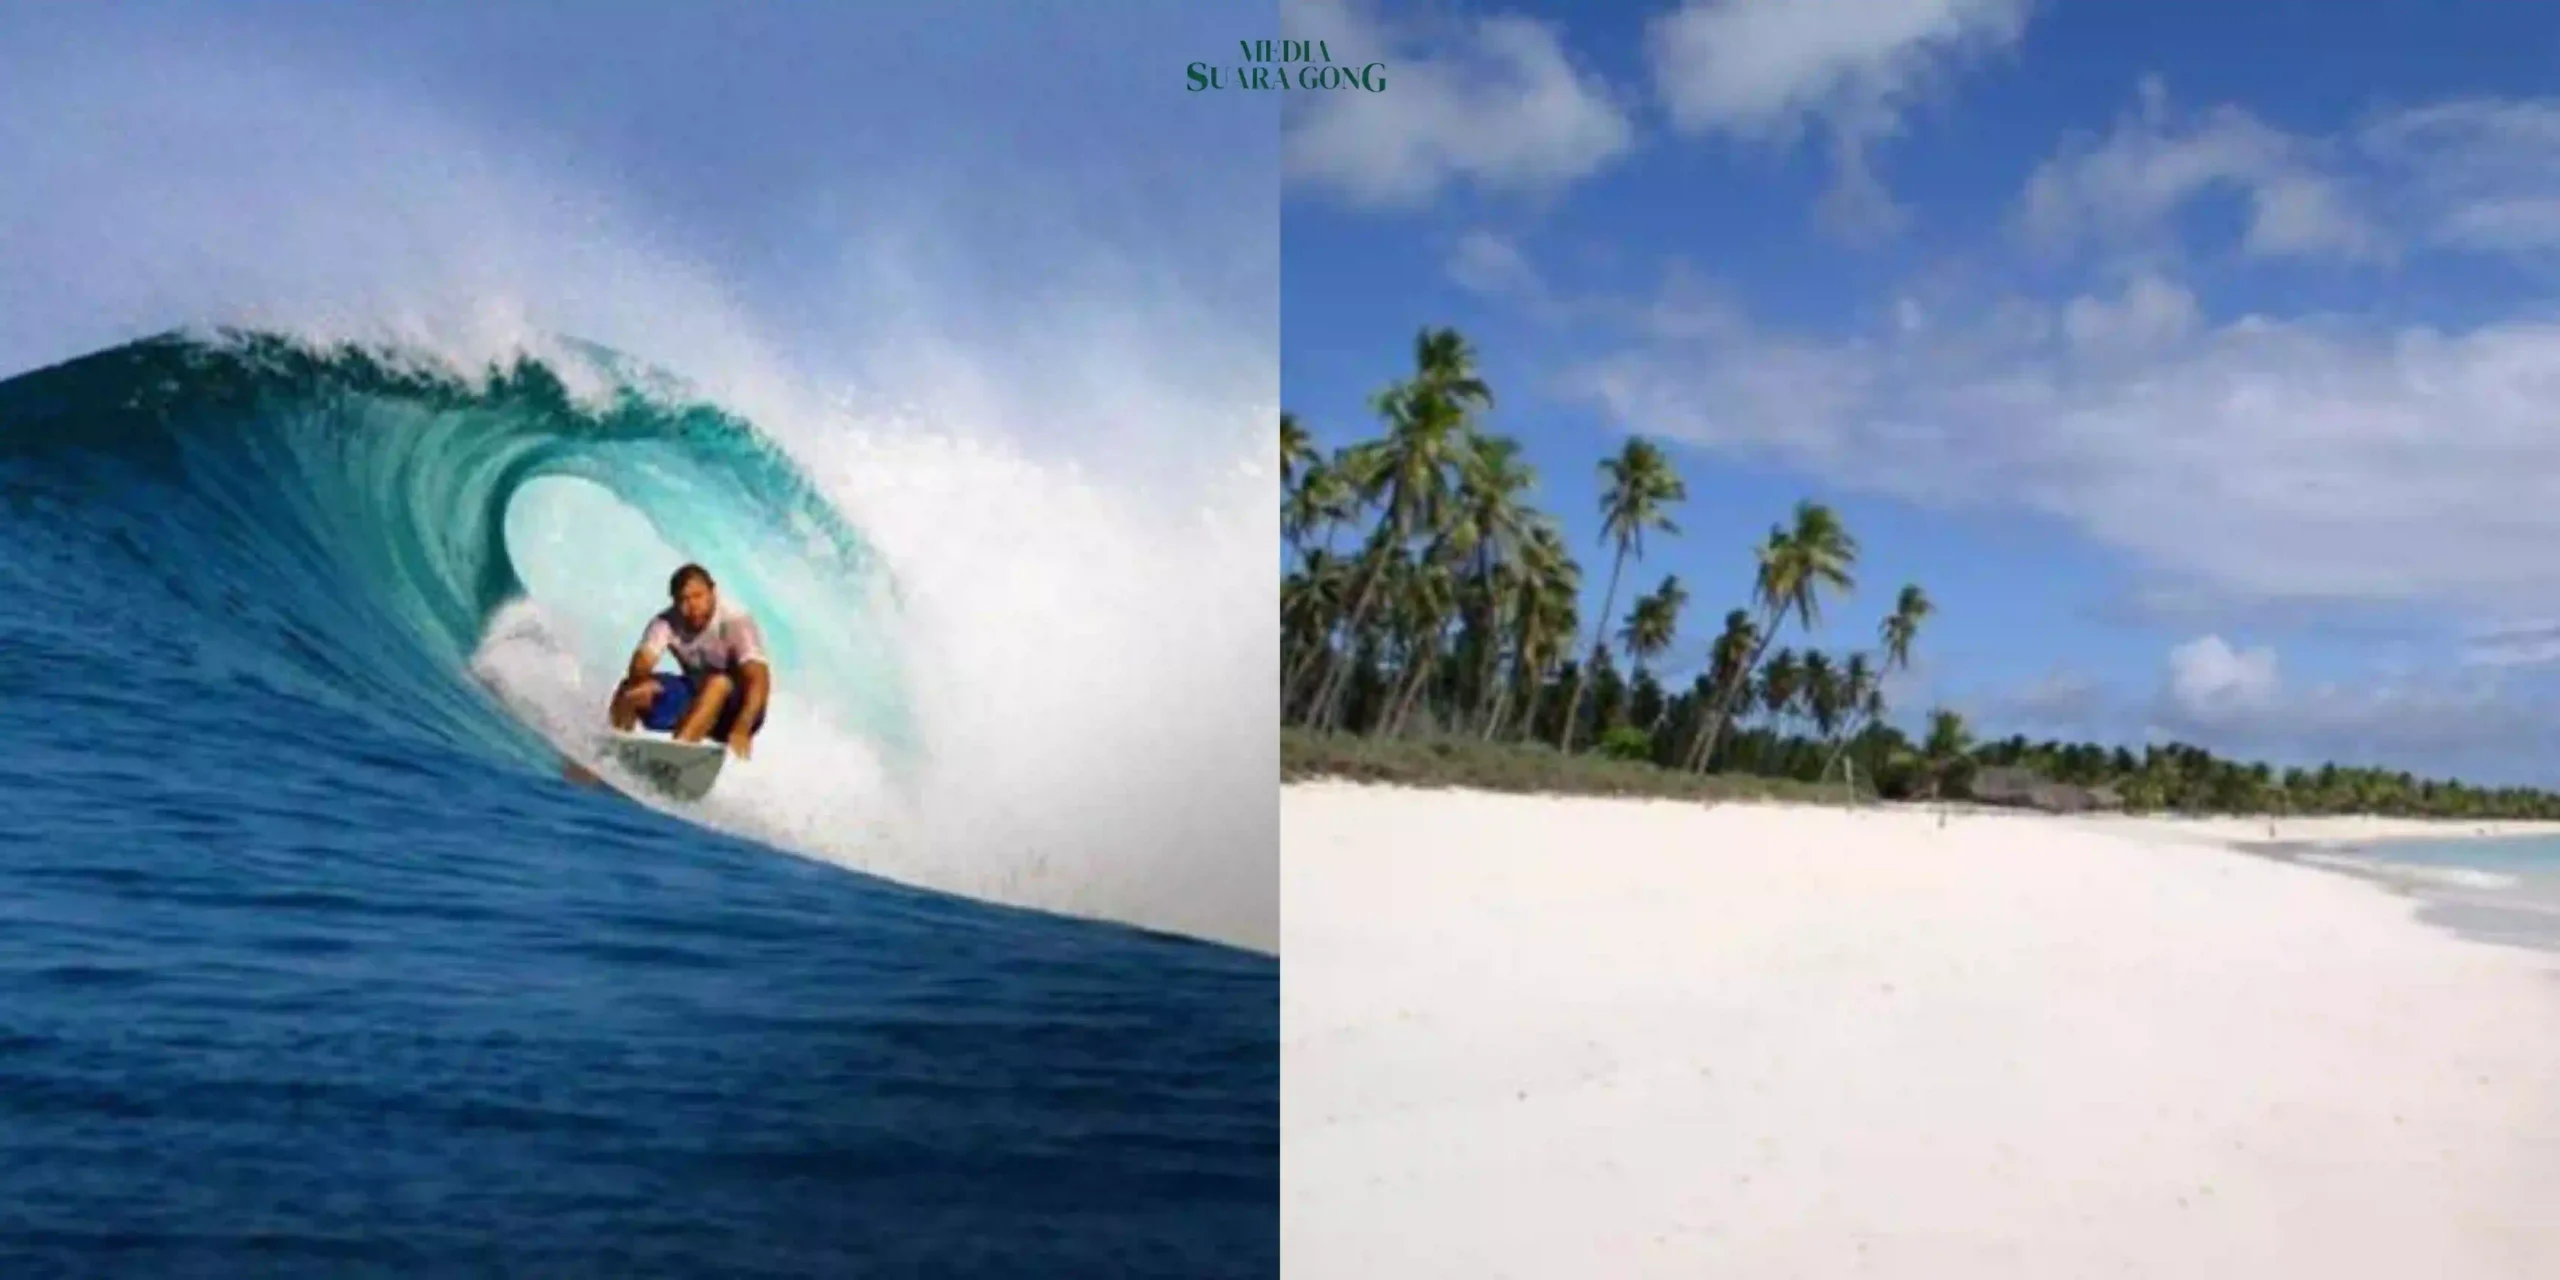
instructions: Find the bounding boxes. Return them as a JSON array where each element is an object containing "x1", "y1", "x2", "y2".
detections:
[{"x1": 638, "y1": 671, "x2": 768, "y2": 740}]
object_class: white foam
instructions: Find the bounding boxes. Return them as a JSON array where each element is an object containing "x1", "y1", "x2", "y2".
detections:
[{"x1": 2299, "y1": 852, "x2": 2524, "y2": 892}]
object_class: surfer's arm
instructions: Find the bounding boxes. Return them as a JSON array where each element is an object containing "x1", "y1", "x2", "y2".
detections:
[{"x1": 623, "y1": 617, "x2": 672, "y2": 685}]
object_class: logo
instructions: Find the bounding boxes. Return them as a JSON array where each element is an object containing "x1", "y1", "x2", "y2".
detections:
[{"x1": 1188, "y1": 40, "x2": 1385, "y2": 92}]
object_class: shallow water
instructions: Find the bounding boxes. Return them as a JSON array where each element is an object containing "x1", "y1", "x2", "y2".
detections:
[{"x1": 2297, "y1": 834, "x2": 2560, "y2": 957}]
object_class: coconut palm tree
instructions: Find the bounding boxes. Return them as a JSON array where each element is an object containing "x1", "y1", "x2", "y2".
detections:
[
  {"x1": 1817, "y1": 650, "x2": 1878, "y2": 785},
  {"x1": 1503, "y1": 531, "x2": 1580, "y2": 743},
  {"x1": 1283, "y1": 451, "x2": 1356, "y2": 568},
  {"x1": 1280, "y1": 410, "x2": 1315, "y2": 492},
  {"x1": 1882, "y1": 584, "x2": 1933, "y2": 671},
  {"x1": 1802, "y1": 650, "x2": 1842, "y2": 742},
  {"x1": 1282, "y1": 549, "x2": 1353, "y2": 694},
  {"x1": 1295, "y1": 329, "x2": 1493, "y2": 727},
  {"x1": 1560, "y1": 436, "x2": 1685, "y2": 752},
  {"x1": 1759, "y1": 649, "x2": 1804, "y2": 745},
  {"x1": 1450, "y1": 433, "x2": 1539, "y2": 734},
  {"x1": 1379, "y1": 531, "x2": 1469, "y2": 737},
  {"x1": 1618, "y1": 575, "x2": 1687, "y2": 734},
  {"x1": 1816, "y1": 586, "x2": 1928, "y2": 783},
  {"x1": 1918, "y1": 707, "x2": 1974, "y2": 800},
  {"x1": 1690, "y1": 501, "x2": 1858, "y2": 771}
]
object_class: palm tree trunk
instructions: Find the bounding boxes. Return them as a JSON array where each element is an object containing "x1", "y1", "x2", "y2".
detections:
[
  {"x1": 1818, "y1": 712, "x2": 1865, "y2": 787},
  {"x1": 1515, "y1": 660, "x2": 1552, "y2": 745},
  {"x1": 1688, "y1": 609, "x2": 1782, "y2": 772},
  {"x1": 1382, "y1": 628, "x2": 1446, "y2": 737},
  {"x1": 1299, "y1": 525, "x2": 1400, "y2": 731},
  {"x1": 1482, "y1": 634, "x2": 1523, "y2": 740},
  {"x1": 1558, "y1": 546, "x2": 1628, "y2": 754}
]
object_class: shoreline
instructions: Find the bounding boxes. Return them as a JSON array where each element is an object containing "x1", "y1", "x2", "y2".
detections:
[{"x1": 1283, "y1": 779, "x2": 2560, "y2": 1276}]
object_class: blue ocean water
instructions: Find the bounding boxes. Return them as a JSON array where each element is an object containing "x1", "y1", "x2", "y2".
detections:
[
  {"x1": 2301, "y1": 835, "x2": 2560, "y2": 956},
  {"x1": 0, "y1": 334, "x2": 1276, "y2": 1277}
]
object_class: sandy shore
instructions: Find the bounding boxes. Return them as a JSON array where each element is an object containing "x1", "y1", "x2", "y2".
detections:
[{"x1": 1283, "y1": 783, "x2": 2560, "y2": 1277}]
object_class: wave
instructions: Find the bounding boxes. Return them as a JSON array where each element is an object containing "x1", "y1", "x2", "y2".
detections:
[
  {"x1": 0, "y1": 328, "x2": 910, "y2": 756},
  {"x1": 0, "y1": 329, "x2": 1271, "y2": 951},
  {"x1": 2297, "y1": 853, "x2": 2523, "y2": 892}
]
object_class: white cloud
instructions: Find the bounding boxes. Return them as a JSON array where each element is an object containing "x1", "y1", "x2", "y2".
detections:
[
  {"x1": 2018, "y1": 77, "x2": 2384, "y2": 262},
  {"x1": 2164, "y1": 635, "x2": 2279, "y2": 724},
  {"x1": 1445, "y1": 229, "x2": 1544, "y2": 299},
  {"x1": 2140, "y1": 639, "x2": 2560, "y2": 773},
  {"x1": 1568, "y1": 263, "x2": 2560, "y2": 617},
  {"x1": 1283, "y1": 0, "x2": 1634, "y2": 208},
  {"x1": 2059, "y1": 271, "x2": 2199, "y2": 355},
  {"x1": 1646, "y1": 0, "x2": 2034, "y2": 237},
  {"x1": 2359, "y1": 100, "x2": 2560, "y2": 256}
]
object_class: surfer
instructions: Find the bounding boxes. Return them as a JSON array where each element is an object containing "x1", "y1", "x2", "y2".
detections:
[{"x1": 608, "y1": 563, "x2": 772, "y2": 759}]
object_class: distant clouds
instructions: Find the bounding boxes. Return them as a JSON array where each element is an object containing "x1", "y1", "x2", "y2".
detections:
[
  {"x1": 1282, "y1": 0, "x2": 2034, "y2": 226},
  {"x1": 1281, "y1": 0, "x2": 1633, "y2": 208},
  {"x1": 2019, "y1": 77, "x2": 2384, "y2": 263},
  {"x1": 1645, "y1": 0, "x2": 2033, "y2": 237}
]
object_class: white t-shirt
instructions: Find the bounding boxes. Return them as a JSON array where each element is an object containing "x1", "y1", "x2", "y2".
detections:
[{"x1": 641, "y1": 596, "x2": 768, "y2": 677}]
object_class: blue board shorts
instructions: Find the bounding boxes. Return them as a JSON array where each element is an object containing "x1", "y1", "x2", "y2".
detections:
[{"x1": 639, "y1": 670, "x2": 768, "y2": 739}]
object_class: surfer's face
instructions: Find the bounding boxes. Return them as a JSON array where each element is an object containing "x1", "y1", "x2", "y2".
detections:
[{"x1": 674, "y1": 578, "x2": 716, "y2": 629}]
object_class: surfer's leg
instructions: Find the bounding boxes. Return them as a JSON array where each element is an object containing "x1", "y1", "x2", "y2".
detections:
[
  {"x1": 639, "y1": 674, "x2": 695, "y2": 734},
  {"x1": 709, "y1": 691, "x2": 767, "y2": 741},
  {"x1": 672, "y1": 672, "x2": 734, "y2": 742}
]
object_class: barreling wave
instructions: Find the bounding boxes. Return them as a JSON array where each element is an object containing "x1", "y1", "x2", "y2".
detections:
[
  {"x1": 0, "y1": 326, "x2": 1272, "y2": 952},
  {"x1": 0, "y1": 328, "x2": 916, "y2": 787}
]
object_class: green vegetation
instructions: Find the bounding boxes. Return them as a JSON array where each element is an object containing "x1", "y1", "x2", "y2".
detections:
[{"x1": 1280, "y1": 325, "x2": 2560, "y2": 820}]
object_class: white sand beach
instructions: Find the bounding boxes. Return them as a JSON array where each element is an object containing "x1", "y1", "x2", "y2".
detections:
[{"x1": 1283, "y1": 782, "x2": 2560, "y2": 1278}]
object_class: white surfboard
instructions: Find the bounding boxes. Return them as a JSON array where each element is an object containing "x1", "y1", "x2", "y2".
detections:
[{"x1": 600, "y1": 731, "x2": 727, "y2": 802}]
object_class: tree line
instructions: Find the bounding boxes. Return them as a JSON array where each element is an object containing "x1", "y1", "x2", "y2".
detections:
[{"x1": 1280, "y1": 325, "x2": 2560, "y2": 820}]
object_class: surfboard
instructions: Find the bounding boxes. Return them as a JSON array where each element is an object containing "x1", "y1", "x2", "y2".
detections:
[{"x1": 599, "y1": 731, "x2": 726, "y2": 802}]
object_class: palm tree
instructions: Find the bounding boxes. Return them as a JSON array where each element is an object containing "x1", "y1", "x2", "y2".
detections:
[
  {"x1": 1503, "y1": 532, "x2": 1580, "y2": 743},
  {"x1": 1759, "y1": 648, "x2": 1804, "y2": 742},
  {"x1": 1689, "y1": 501, "x2": 1858, "y2": 771},
  {"x1": 1802, "y1": 650, "x2": 1842, "y2": 743},
  {"x1": 1451, "y1": 433, "x2": 1539, "y2": 735},
  {"x1": 1685, "y1": 608, "x2": 1757, "y2": 766},
  {"x1": 1560, "y1": 436, "x2": 1685, "y2": 752},
  {"x1": 1817, "y1": 651, "x2": 1877, "y2": 785},
  {"x1": 1280, "y1": 410, "x2": 1315, "y2": 492},
  {"x1": 1881, "y1": 584, "x2": 1932, "y2": 671},
  {"x1": 1283, "y1": 451, "x2": 1355, "y2": 568},
  {"x1": 1816, "y1": 585, "x2": 1928, "y2": 783},
  {"x1": 1282, "y1": 549, "x2": 1353, "y2": 690},
  {"x1": 1918, "y1": 707, "x2": 1974, "y2": 800},
  {"x1": 1379, "y1": 531, "x2": 1468, "y2": 737},
  {"x1": 1294, "y1": 328, "x2": 1493, "y2": 727},
  {"x1": 1619, "y1": 575, "x2": 1688, "y2": 735}
]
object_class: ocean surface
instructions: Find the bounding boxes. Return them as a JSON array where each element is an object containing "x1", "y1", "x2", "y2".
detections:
[
  {"x1": 2301, "y1": 835, "x2": 2560, "y2": 956},
  {"x1": 0, "y1": 334, "x2": 1276, "y2": 1277}
]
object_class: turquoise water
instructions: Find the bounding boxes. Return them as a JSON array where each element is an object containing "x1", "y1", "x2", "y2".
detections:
[
  {"x1": 2300, "y1": 835, "x2": 2560, "y2": 955},
  {"x1": 0, "y1": 332, "x2": 1276, "y2": 1276}
]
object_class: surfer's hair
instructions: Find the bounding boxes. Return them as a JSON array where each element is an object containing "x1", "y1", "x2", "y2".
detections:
[{"x1": 669, "y1": 563, "x2": 714, "y2": 597}]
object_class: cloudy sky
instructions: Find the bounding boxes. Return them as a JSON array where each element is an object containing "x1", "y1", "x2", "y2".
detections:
[
  {"x1": 1282, "y1": 0, "x2": 2560, "y2": 783},
  {"x1": 0, "y1": 0, "x2": 1273, "y2": 446}
]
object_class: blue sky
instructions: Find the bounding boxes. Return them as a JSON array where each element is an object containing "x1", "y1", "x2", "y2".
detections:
[
  {"x1": 1282, "y1": 0, "x2": 2560, "y2": 783},
  {"x1": 0, "y1": 1, "x2": 1273, "y2": 424}
]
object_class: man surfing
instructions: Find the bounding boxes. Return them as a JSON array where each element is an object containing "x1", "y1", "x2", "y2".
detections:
[{"x1": 609, "y1": 563, "x2": 772, "y2": 760}]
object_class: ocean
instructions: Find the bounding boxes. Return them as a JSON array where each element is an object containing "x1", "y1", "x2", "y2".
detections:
[
  {"x1": 0, "y1": 334, "x2": 1276, "y2": 1277},
  {"x1": 2295, "y1": 835, "x2": 2560, "y2": 956}
]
